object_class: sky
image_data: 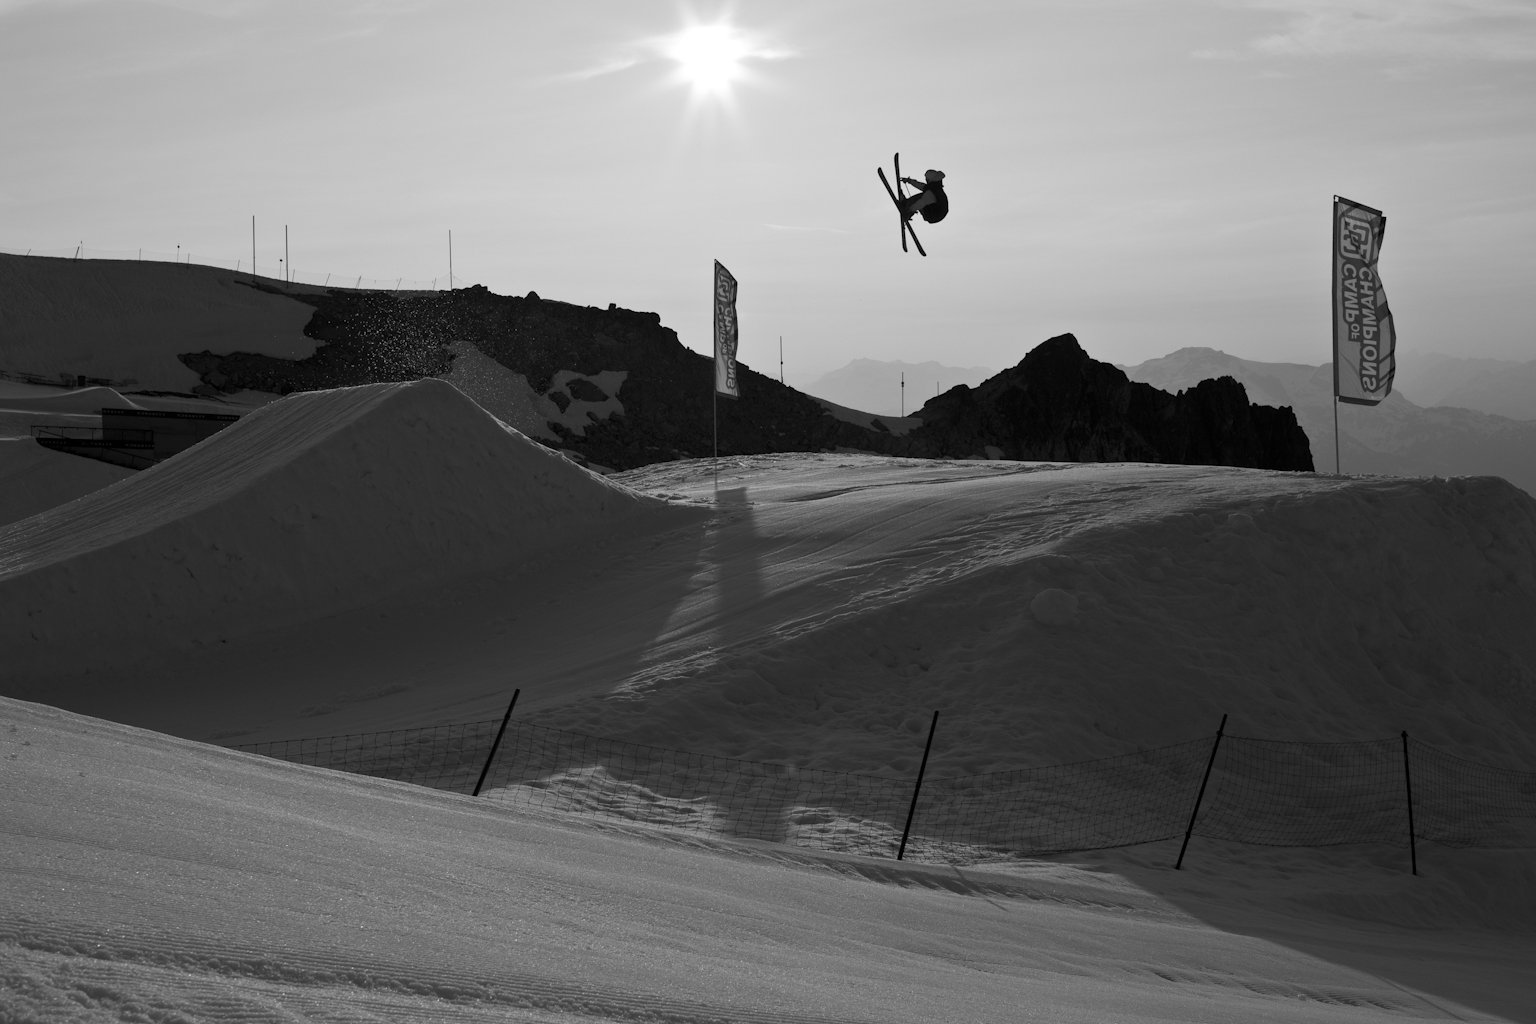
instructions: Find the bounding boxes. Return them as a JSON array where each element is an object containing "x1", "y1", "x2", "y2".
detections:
[
  {"x1": 2, "y1": 0, "x2": 1534, "y2": 386},
  {"x1": 3, "y1": 373, "x2": 1536, "y2": 1019}
]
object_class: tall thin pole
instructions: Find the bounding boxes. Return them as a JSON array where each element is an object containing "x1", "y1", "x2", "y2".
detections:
[
  {"x1": 1401, "y1": 731, "x2": 1418, "y2": 876},
  {"x1": 779, "y1": 336, "x2": 783, "y2": 383},
  {"x1": 712, "y1": 261, "x2": 719, "y2": 496},
  {"x1": 897, "y1": 711, "x2": 940, "y2": 861},
  {"x1": 1334, "y1": 398, "x2": 1341, "y2": 475},
  {"x1": 901, "y1": 372, "x2": 905, "y2": 417},
  {"x1": 472, "y1": 689, "x2": 520, "y2": 797},
  {"x1": 1331, "y1": 195, "x2": 1342, "y2": 477},
  {"x1": 1175, "y1": 713, "x2": 1227, "y2": 870},
  {"x1": 284, "y1": 224, "x2": 289, "y2": 283}
]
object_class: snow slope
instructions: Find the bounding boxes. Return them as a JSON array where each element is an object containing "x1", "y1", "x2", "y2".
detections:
[
  {"x1": 5, "y1": 694, "x2": 1533, "y2": 1023},
  {"x1": 3, "y1": 430, "x2": 1536, "y2": 1020},
  {"x1": 0, "y1": 254, "x2": 319, "y2": 392},
  {"x1": 0, "y1": 383, "x2": 146, "y2": 414},
  {"x1": 0, "y1": 378, "x2": 698, "y2": 681},
  {"x1": 5, "y1": 444, "x2": 1535, "y2": 784}
]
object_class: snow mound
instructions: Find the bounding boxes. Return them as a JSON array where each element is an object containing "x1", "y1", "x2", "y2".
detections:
[
  {"x1": 0, "y1": 378, "x2": 692, "y2": 672},
  {"x1": 0, "y1": 385, "x2": 144, "y2": 414}
]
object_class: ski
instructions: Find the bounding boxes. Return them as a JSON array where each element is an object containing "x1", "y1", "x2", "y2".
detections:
[
  {"x1": 877, "y1": 167, "x2": 906, "y2": 252},
  {"x1": 877, "y1": 154, "x2": 926, "y2": 257},
  {"x1": 895, "y1": 152, "x2": 926, "y2": 256}
]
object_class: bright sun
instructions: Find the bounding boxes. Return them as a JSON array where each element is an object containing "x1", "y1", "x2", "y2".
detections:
[{"x1": 665, "y1": 23, "x2": 751, "y2": 98}]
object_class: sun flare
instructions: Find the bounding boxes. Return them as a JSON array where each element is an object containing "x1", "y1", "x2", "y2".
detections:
[{"x1": 664, "y1": 23, "x2": 752, "y2": 98}]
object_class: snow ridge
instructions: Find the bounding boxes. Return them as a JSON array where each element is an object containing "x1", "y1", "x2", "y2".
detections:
[{"x1": 0, "y1": 379, "x2": 697, "y2": 673}]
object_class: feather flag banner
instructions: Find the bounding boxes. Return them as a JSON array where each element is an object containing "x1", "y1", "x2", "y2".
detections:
[
  {"x1": 714, "y1": 260, "x2": 739, "y2": 400},
  {"x1": 1332, "y1": 197, "x2": 1397, "y2": 406}
]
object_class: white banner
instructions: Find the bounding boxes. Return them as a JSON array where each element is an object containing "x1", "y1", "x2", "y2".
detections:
[
  {"x1": 714, "y1": 260, "x2": 739, "y2": 399},
  {"x1": 1332, "y1": 197, "x2": 1397, "y2": 406}
]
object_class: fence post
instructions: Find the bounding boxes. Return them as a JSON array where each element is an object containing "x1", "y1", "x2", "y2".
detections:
[
  {"x1": 472, "y1": 689, "x2": 520, "y2": 797},
  {"x1": 897, "y1": 711, "x2": 940, "y2": 861},
  {"x1": 1401, "y1": 731, "x2": 1418, "y2": 876},
  {"x1": 1175, "y1": 713, "x2": 1227, "y2": 870}
]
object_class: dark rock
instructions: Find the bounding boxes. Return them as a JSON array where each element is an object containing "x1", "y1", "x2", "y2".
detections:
[{"x1": 906, "y1": 334, "x2": 1313, "y2": 471}]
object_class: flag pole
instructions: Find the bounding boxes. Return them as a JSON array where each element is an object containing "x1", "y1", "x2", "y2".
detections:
[
  {"x1": 1331, "y1": 195, "x2": 1341, "y2": 477},
  {"x1": 714, "y1": 265, "x2": 720, "y2": 499},
  {"x1": 1334, "y1": 398, "x2": 1341, "y2": 476}
]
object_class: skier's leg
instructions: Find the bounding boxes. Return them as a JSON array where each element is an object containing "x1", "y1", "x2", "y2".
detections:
[{"x1": 899, "y1": 191, "x2": 934, "y2": 221}]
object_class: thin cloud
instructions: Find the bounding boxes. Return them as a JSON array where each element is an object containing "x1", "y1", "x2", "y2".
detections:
[
  {"x1": 559, "y1": 54, "x2": 647, "y2": 83},
  {"x1": 1197, "y1": 0, "x2": 1536, "y2": 61},
  {"x1": 553, "y1": 24, "x2": 794, "y2": 86},
  {"x1": 764, "y1": 224, "x2": 850, "y2": 234}
]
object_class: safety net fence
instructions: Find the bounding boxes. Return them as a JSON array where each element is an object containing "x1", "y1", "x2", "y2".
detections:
[{"x1": 232, "y1": 720, "x2": 1536, "y2": 865}]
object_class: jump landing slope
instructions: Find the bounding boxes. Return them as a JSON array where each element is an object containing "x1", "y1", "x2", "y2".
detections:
[{"x1": 0, "y1": 378, "x2": 700, "y2": 680}]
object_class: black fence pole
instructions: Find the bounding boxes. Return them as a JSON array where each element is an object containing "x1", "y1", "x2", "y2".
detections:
[
  {"x1": 1402, "y1": 731, "x2": 1418, "y2": 876},
  {"x1": 897, "y1": 710, "x2": 940, "y2": 861},
  {"x1": 472, "y1": 688, "x2": 520, "y2": 797},
  {"x1": 1175, "y1": 713, "x2": 1227, "y2": 870}
]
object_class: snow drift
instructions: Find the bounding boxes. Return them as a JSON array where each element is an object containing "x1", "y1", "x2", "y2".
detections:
[
  {"x1": 0, "y1": 384, "x2": 145, "y2": 414},
  {"x1": 0, "y1": 378, "x2": 698, "y2": 675}
]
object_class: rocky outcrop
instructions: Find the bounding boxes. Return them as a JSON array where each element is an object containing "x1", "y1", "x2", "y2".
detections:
[
  {"x1": 179, "y1": 289, "x2": 1309, "y2": 473},
  {"x1": 181, "y1": 284, "x2": 900, "y2": 470},
  {"x1": 905, "y1": 334, "x2": 1314, "y2": 471}
]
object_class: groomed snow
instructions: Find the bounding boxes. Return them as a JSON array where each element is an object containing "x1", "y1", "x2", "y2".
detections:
[{"x1": 6, "y1": 695, "x2": 1535, "y2": 1023}]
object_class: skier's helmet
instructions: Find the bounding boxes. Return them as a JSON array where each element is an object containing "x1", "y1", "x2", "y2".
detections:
[{"x1": 924, "y1": 169, "x2": 945, "y2": 184}]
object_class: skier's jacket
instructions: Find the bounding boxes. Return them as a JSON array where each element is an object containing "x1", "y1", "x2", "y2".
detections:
[{"x1": 919, "y1": 185, "x2": 948, "y2": 224}]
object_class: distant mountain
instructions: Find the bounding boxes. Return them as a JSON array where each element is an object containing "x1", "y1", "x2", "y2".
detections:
[
  {"x1": 804, "y1": 359, "x2": 993, "y2": 417},
  {"x1": 1122, "y1": 347, "x2": 1536, "y2": 497},
  {"x1": 1394, "y1": 352, "x2": 1536, "y2": 421}
]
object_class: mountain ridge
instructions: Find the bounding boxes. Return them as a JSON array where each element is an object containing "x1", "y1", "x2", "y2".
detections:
[{"x1": 1122, "y1": 346, "x2": 1536, "y2": 497}]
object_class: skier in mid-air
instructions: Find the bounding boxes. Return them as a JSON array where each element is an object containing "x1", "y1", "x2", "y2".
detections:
[
  {"x1": 897, "y1": 169, "x2": 948, "y2": 224},
  {"x1": 877, "y1": 155, "x2": 945, "y2": 256}
]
